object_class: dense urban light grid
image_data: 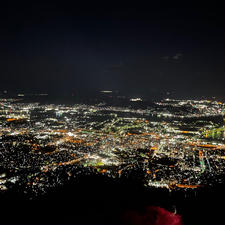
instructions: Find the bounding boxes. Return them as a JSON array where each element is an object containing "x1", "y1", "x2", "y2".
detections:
[{"x1": 0, "y1": 94, "x2": 224, "y2": 196}]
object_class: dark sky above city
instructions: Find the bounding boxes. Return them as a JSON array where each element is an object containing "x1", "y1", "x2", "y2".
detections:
[{"x1": 0, "y1": 1, "x2": 224, "y2": 98}]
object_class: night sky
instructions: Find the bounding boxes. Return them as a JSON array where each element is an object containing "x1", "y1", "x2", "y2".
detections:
[{"x1": 0, "y1": 2, "x2": 224, "y2": 98}]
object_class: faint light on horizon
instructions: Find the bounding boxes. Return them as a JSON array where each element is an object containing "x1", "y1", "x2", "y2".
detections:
[
  {"x1": 130, "y1": 98, "x2": 142, "y2": 102},
  {"x1": 100, "y1": 90, "x2": 113, "y2": 93}
]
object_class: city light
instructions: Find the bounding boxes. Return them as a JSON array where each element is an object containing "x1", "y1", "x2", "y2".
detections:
[{"x1": 0, "y1": 97, "x2": 224, "y2": 196}]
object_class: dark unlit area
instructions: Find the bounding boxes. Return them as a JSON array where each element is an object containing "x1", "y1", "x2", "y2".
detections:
[{"x1": 0, "y1": 173, "x2": 225, "y2": 225}]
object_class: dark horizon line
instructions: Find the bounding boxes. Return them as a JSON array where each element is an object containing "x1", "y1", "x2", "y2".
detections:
[{"x1": 1, "y1": 88, "x2": 225, "y2": 101}]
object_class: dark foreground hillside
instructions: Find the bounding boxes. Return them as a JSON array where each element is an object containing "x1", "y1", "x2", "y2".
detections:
[{"x1": 0, "y1": 174, "x2": 225, "y2": 225}]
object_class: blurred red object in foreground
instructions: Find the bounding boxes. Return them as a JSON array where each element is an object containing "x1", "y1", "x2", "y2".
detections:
[{"x1": 122, "y1": 206, "x2": 182, "y2": 225}]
